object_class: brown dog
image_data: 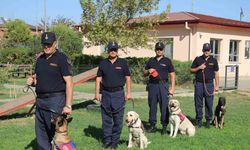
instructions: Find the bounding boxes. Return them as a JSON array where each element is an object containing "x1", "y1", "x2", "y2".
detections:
[
  {"x1": 52, "y1": 115, "x2": 77, "y2": 150},
  {"x1": 213, "y1": 97, "x2": 226, "y2": 129}
]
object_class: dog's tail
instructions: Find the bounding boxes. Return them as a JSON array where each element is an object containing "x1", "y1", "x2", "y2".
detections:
[{"x1": 147, "y1": 141, "x2": 151, "y2": 144}]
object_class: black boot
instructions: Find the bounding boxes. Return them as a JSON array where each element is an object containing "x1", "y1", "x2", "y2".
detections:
[
  {"x1": 161, "y1": 125, "x2": 167, "y2": 135},
  {"x1": 147, "y1": 125, "x2": 156, "y2": 133},
  {"x1": 196, "y1": 120, "x2": 202, "y2": 128}
]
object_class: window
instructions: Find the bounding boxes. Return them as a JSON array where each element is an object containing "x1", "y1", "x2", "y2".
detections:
[
  {"x1": 245, "y1": 41, "x2": 250, "y2": 59},
  {"x1": 229, "y1": 40, "x2": 239, "y2": 62},
  {"x1": 210, "y1": 39, "x2": 220, "y2": 61},
  {"x1": 158, "y1": 38, "x2": 173, "y2": 59}
]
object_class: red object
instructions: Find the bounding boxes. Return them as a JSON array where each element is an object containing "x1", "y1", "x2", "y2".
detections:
[{"x1": 151, "y1": 70, "x2": 159, "y2": 78}]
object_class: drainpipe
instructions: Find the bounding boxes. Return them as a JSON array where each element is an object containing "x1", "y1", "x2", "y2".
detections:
[{"x1": 185, "y1": 21, "x2": 192, "y2": 61}]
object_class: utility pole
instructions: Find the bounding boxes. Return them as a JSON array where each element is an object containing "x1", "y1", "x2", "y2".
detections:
[
  {"x1": 240, "y1": 7, "x2": 244, "y2": 21},
  {"x1": 44, "y1": 0, "x2": 47, "y2": 32},
  {"x1": 191, "y1": 0, "x2": 195, "y2": 12}
]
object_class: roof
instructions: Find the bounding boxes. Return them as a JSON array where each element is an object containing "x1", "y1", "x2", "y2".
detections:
[
  {"x1": 160, "y1": 12, "x2": 250, "y2": 28},
  {"x1": 130, "y1": 12, "x2": 250, "y2": 28}
]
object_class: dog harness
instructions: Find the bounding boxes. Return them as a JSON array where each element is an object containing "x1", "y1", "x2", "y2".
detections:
[
  {"x1": 56, "y1": 141, "x2": 76, "y2": 150},
  {"x1": 178, "y1": 112, "x2": 186, "y2": 122}
]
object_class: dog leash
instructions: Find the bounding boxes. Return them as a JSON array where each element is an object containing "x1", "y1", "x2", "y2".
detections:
[{"x1": 23, "y1": 85, "x2": 37, "y2": 116}]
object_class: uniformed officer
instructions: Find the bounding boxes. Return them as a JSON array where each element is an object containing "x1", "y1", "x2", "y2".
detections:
[
  {"x1": 26, "y1": 32, "x2": 73, "y2": 150},
  {"x1": 190, "y1": 43, "x2": 219, "y2": 128},
  {"x1": 144, "y1": 42, "x2": 176, "y2": 135},
  {"x1": 95, "y1": 41, "x2": 131, "y2": 149}
]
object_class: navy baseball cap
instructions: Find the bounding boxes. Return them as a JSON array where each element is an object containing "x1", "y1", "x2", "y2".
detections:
[
  {"x1": 41, "y1": 32, "x2": 56, "y2": 44},
  {"x1": 155, "y1": 42, "x2": 165, "y2": 50},
  {"x1": 202, "y1": 43, "x2": 211, "y2": 51},
  {"x1": 107, "y1": 41, "x2": 119, "y2": 51}
]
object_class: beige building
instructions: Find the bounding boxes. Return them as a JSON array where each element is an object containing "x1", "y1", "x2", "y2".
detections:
[{"x1": 82, "y1": 12, "x2": 250, "y2": 79}]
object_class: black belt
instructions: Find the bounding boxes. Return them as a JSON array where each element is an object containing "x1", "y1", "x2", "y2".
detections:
[
  {"x1": 103, "y1": 86, "x2": 123, "y2": 92},
  {"x1": 149, "y1": 80, "x2": 168, "y2": 84},
  {"x1": 37, "y1": 92, "x2": 65, "y2": 98},
  {"x1": 196, "y1": 80, "x2": 213, "y2": 83}
]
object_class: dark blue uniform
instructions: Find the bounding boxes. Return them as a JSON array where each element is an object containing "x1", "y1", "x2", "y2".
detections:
[
  {"x1": 191, "y1": 55, "x2": 219, "y2": 124},
  {"x1": 97, "y1": 58, "x2": 130, "y2": 146},
  {"x1": 35, "y1": 50, "x2": 72, "y2": 150},
  {"x1": 145, "y1": 57, "x2": 175, "y2": 127}
]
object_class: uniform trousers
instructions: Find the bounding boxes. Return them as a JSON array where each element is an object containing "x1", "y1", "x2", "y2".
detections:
[
  {"x1": 101, "y1": 90, "x2": 125, "y2": 145},
  {"x1": 35, "y1": 95, "x2": 66, "y2": 150},
  {"x1": 147, "y1": 83, "x2": 169, "y2": 126},
  {"x1": 194, "y1": 82, "x2": 214, "y2": 121}
]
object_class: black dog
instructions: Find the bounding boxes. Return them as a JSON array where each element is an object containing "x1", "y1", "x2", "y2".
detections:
[{"x1": 213, "y1": 97, "x2": 226, "y2": 129}]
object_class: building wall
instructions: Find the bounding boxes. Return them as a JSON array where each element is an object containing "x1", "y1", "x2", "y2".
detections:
[{"x1": 192, "y1": 23, "x2": 250, "y2": 77}]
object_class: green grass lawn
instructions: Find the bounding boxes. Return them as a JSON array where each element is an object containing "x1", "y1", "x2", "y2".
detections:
[{"x1": 0, "y1": 90, "x2": 250, "y2": 150}]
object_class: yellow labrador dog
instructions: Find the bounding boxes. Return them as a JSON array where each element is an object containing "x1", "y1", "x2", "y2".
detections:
[
  {"x1": 126, "y1": 111, "x2": 151, "y2": 149},
  {"x1": 169, "y1": 99, "x2": 195, "y2": 138}
]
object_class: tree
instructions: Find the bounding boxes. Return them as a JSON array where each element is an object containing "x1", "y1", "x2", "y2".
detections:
[
  {"x1": 49, "y1": 24, "x2": 83, "y2": 62},
  {"x1": 51, "y1": 16, "x2": 75, "y2": 27},
  {"x1": 80, "y1": 0, "x2": 165, "y2": 49},
  {"x1": 4, "y1": 19, "x2": 32, "y2": 47}
]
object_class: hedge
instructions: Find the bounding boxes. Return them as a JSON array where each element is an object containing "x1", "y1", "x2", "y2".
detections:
[{"x1": 73, "y1": 55, "x2": 194, "y2": 85}]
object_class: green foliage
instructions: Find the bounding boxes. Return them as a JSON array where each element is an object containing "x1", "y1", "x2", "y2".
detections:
[
  {"x1": 0, "y1": 47, "x2": 34, "y2": 64},
  {"x1": 72, "y1": 55, "x2": 193, "y2": 85},
  {"x1": 51, "y1": 16, "x2": 76, "y2": 27},
  {"x1": 172, "y1": 60, "x2": 194, "y2": 85},
  {"x1": 80, "y1": 0, "x2": 163, "y2": 48},
  {"x1": 49, "y1": 24, "x2": 83, "y2": 62},
  {"x1": 0, "y1": 68, "x2": 9, "y2": 85},
  {"x1": 3, "y1": 19, "x2": 32, "y2": 47}
]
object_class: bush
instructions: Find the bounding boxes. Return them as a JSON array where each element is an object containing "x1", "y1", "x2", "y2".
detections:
[
  {"x1": 72, "y1": 55, "x2": 193, "y2": 85},
  {"x1": 0, "y1": 68, "x2": 9, "y2": 85},
  {"x1": 0, "y1": 47, "x2": 35, "y2": 64}
]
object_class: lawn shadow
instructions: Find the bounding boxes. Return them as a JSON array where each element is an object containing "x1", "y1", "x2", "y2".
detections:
[
  {"x1": 0, "y1": 112, "x2": 33, "y2": 121},
  {"x1": 83, "y1": 125, "x2": 103, "y2": 142},
  {"x1": 83, "y1": 125, "x2": 127, "y2": 146},
  {"x1": 25, "y1": 138, "x2": 37, "y2": 150},
  {"x1": 186, "y1": 115, "x2": 197, "y2": 125},
  {"x1": 72, "y1": 99, "x2": 96, "y2": 110}
]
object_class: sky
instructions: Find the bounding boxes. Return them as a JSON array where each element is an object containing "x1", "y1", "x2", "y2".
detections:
[{"x1": 1, "y1": 0, "x2": 250, "y2": 25}]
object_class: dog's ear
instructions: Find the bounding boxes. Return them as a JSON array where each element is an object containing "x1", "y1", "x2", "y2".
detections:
[
  {"x1": 135, "y1": 112, "x2": 139, "y2": 120},
  {"x1": 67, "y1": 117, "x2": 73, "y2": 123}
]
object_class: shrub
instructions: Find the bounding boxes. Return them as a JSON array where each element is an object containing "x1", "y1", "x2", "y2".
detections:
[
  {"x1": 0, "y1": 47, "x2": 34, "y2": 64},
  {"x1": 72, "y1": 55, "x2": 193, "y2": 85}
]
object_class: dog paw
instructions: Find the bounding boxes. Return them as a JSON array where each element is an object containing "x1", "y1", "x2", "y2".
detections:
[{"x1": 128, "y1": 145, "x2": 133, "y2": 148}]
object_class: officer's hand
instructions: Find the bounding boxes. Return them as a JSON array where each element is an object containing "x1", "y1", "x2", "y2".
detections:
[
  {"x1": 125, "y1": 93, "x2": 132, "y2": 101},
  {"x1": 148, "y1": 68, "x2": 156, "y2": 74},
  {"x1": 199, "y1": 63, "x2": 206, "y2": 70},
  {"x1": 63, "y1": 106, "x2": 72, "y2": 115},
  {"x1": 95, "y1": 93, "x2": 101, "y2": 101},
  {"x1": 26, "y1": 76, "x2": 34, "y2": 86},
  {"x1": 214, "y1": 86, "x2": 219, "y2": 92}
]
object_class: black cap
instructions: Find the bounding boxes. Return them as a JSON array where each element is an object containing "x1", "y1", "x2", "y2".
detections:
[
  {"x1": 41, "y1": 32, "x2": 56, "y2": 44},
  {"x1": 107, "y1": 41, "x2": 119, "y2": 50},
  {"x1": 155, "y1": 42, "x2": 165, "y2": 50},
  {"x1": 202, "y1": 43, "x2": 211, "y2": 51}
]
